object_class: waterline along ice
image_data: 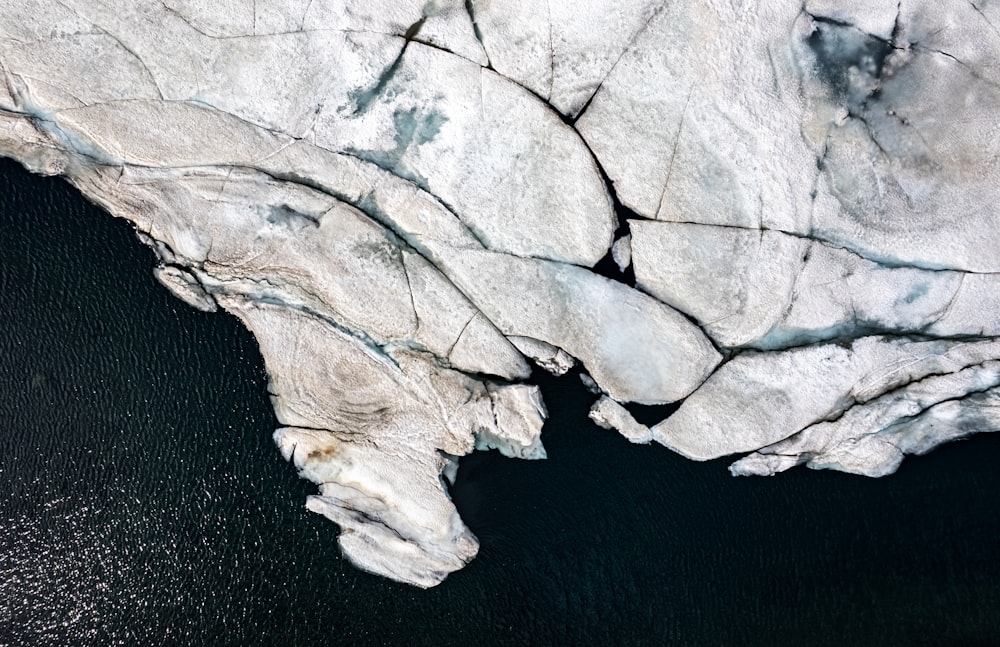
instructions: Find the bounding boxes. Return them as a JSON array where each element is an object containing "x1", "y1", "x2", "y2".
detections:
[{"x1": 1, "y1": 0, "x2": 998, "y2": 587}]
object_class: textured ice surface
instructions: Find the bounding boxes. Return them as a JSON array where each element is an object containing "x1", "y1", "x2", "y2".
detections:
[{"x1": 1, "y1": 0, "x2": 998, "y2": 586}]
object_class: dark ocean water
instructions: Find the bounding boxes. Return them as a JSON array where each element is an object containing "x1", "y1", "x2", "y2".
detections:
[{"x1": 1, "y1": 156, "x2": 999, "y2": 646}]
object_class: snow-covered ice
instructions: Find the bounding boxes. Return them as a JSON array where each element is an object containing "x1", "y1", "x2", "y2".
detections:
[{"x1": 1, "y1": 0, "x2": 998, "y2": 586}]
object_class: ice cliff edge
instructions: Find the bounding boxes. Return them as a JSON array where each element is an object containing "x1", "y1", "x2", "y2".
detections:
[{"x1": 1, "y1": 0, "x2": 998, "y2": 586}]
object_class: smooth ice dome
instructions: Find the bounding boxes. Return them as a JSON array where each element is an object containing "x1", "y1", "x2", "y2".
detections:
[{"x1": 1, "y1": 0, "x2": 998, "y2": 586}]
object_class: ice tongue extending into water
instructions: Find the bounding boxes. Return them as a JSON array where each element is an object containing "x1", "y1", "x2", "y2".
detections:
[{"x1": 0, "y1": 0, "x2": 997, "y2": 586}]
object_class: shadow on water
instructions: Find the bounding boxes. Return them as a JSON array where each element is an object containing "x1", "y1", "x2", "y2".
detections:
[{"x1": 1, "y1": 157, "x2": 999, "y2": 646}]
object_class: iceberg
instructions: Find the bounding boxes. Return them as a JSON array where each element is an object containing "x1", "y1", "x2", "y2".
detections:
[{"x1": 1, "y1": 0, "x2": 998, "y2": 586}]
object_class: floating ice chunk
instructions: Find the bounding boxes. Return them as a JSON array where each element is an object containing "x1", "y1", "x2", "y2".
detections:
[
  {"x1": 579, "y1": 373, "x2": 602, "y2": 395},
  {"x1": 610, "y1": 234, "x2": 632, "y2": 273},
  {"x1": 589, "y1": 396, "x2": 652, "y2": 444}
]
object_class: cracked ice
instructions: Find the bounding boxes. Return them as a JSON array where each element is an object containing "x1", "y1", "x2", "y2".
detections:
[{"x1": 1, "y1": 0, "x2": 998, "y2": 587}]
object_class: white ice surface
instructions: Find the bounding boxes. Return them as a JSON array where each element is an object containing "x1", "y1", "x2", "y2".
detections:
[{"x1": 1, "y1": 0, "x2": 998, "y2": 587}]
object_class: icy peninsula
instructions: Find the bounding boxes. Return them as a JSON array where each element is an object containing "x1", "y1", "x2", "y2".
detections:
[{"x1": 2, "y1": 0, "x2": 1000, "y2": 587}]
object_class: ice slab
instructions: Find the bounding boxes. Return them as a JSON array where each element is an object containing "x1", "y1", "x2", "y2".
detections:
[
  {"x1": 654, "y1": 338, "x2": 1000, "y2": 461},
  {"x1": 589, "y1": 397, "x2": 652, "y2": 445},
  {"x1": 1, "y1": 0, "x2": 998, "y2": 587}
]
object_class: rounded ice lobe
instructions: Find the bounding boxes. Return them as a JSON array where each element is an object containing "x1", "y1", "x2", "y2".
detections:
[{"x1": 1, "y1": 0, "x2": 998, "y2": 587}]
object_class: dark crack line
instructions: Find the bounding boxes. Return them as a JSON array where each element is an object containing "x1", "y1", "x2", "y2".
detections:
[
  {"x1": 351, "y1": 17, "x2": 426, "y2": 116},
  {"x1": 159, "y1": 261, "x2": 219, "y2": 309},
  {"x1": 775, "y1": 374, "x2": 1000, "y2": 459},
  {"x1": 398, "y1": 248, "x2": 421, "y2": 337},
  {"x1": 464, "y1": 0, "x2": 492, "y2": 69},
  {"x1": 299, "y1": 0, "x2": 315, "y2": 31},
  {"x1": 880, "y1": 377, "x2": 1000, "y2": 434},
  {"x1": 891, "y1": 0, "x2": 903, "y2": 47},
  {"x1": 755, "y1": 358, "x2": 1000, "y2": 453},
  {"x1": 282, "y1": 424, "x2": 365, "y2": 441},
  {"x1": 546, "y1": 0, "x2": 555, "y2": 101},
  {"x1": 807, "y1": 127, "x2": 833, "y2": 222},
  {"x1": 848, "y1": 108, "x2": 891, "y2": 157},
  {"x1": 653, "y1": 85, "x2": 693, "y2": 219},
  {"x1": 970, "y1": 0, "x2": 1000, "y2": 42},
  {"x1": 634, "y1": 218, "x2": 1000, "y2": 276},
  {"x1": 928, "y1": 273, "x2": 966, "y2": 329},
  {"x1": 730, "y1": 330, "x2": 1000, "y2": 362},
  {"x1": 572, "y1": 0, "x2": 666, "y2": 123},
  {"x1": 408, "y1": 36, "x2": 485, "y2": 68},
  {"x1": 803, "y1": 8, "x2": 905, "y2": 50},
  {"x1": 92, "y1": 28, "x2": 164, "y2": 100},
  {"x1": 446, "y1": 312, "x2": 479, "y2": 358},
  {"x1": 751, "y1": 320, "x2": 1000, "y2": 354},
  {"x1": 911, "y1": 44, "x2": 1000, "y2": 91}
]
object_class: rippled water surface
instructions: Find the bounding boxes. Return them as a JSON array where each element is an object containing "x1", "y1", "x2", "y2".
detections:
[{"x1": 1, "y1": 157, "x2": 999, "y2": 645}]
